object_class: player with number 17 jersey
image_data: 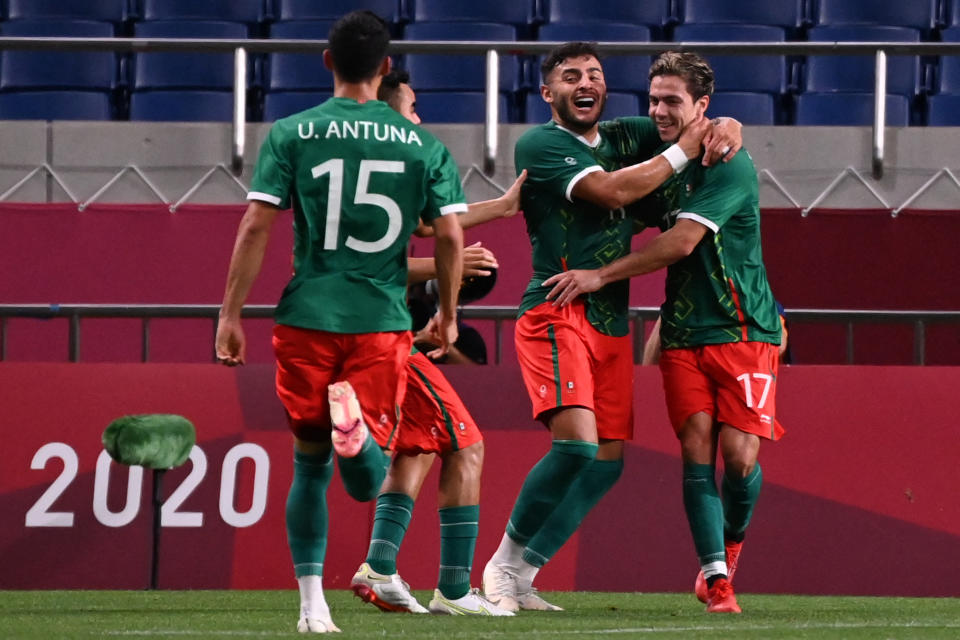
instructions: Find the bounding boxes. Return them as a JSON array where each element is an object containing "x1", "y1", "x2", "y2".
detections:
[{"x1": 248, "y1": 96, "x2": 468, "y2": 335}]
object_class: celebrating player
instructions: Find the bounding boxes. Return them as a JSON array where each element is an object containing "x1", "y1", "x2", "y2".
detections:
[
  {"x1": 215, "y1": 11, "x2": 465, "y2": 633},
  {"x1": 543, "y1": 51, "x2": 784, "y2": 614}
]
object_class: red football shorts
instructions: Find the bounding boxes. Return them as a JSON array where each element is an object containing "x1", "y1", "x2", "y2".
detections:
[
  {"x1": 393, "y1": 350, "x2": 483, "y2": 455},
  {"x1": 272, "y1": 324, "x2": 412, "y2": 448},
  {"x1": 515, "y1": 301, "x2": 633, "y2": 441},
  {"x1": 659, "y1": 341, "x2": 785, "y2": 440}
]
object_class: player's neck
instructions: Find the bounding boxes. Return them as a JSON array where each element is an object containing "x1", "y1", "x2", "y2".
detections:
[{"x1": 333, "y1": 79, "x2": 381, "y2": 104}]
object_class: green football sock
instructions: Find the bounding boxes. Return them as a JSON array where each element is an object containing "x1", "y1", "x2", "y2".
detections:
[
  {"x1": 287, "y1": 449, "x2": 334, "y2": 578},
  {"x1": 437, "y1": 504, "x2": 480, "y2": 600},
  {"x1": 722, "y1": 463, "x2": 763, "y2": 543},
  {"x1": 337, "y1": 433, "x2": 390, "y2": 502},
  {"x1": 682, "y1": 462, "x2": 725, "y2": 573},
  {"x1": 505, "y1": 440, "x2": 598, "y2": 545},
  {"x1": 366, "y1": 492, "x2": 415, "y2": 575},
  {"x1": 523, "y1": 458, "x2": 624, "y2": 567}
]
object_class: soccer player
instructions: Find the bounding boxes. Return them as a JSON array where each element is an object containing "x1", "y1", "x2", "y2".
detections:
[
  {"x1": 348, "y1": 69, "x2": 518, "y2": 617},
  {"x1": 215, "y1": 11, "x2": 465, "y2": 633},
  {"x1": 481, "y1": 42, "x2": 743, "y2": 612},
  {"x1": 543, "y1": 51, "x2": 784, "y2": 614}
]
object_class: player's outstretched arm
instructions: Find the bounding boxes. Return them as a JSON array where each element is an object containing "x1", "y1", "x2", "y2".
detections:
[
  {"x1": 572, "y1": 117, "x2": 711, "y2": 210},
  {"x1": 407, "y1": 242, "x2": 498, "y2": 285},
  {"x1": 413, "y1": 170, "x2": 527, "y2": 237},
  {"x1": 216, "y1": 200, "x2": 281, "y2": 366},
  {"x1": 543, "y1": 218, "x2": 708, "y2": 306},
  {"x1": 427, "y1": 213, "x2": 464, "y2": 358}
]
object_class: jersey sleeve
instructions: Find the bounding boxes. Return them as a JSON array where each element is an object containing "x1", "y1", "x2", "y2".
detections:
[
  {"x1": 247, "y1": 123, "x2": 294, "y2": 209},
  {"x1": 422, "y1": 143, "x2": 468, "y2": 224},
  {"x1": 515, "y1": 127, "x2": 602, "y2": 202},
  {"x1": 677, "y1": 150, "x2": 755, "y2": 232}
]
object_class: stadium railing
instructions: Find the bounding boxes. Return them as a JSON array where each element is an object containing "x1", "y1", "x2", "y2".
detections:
[
  {"x1": 1, "y1": 38, "x2": 960, "y2": 178},
  {"x1": 0, "y1": 303, "x2": 957, "y2": 366}
]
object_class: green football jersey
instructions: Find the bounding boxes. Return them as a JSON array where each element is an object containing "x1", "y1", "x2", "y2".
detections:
[
  {"x1": 248, "y1": 97, "x2": 467, "y2": 333},
  {"x1": 516, "y1": 118, "x2": 663, "y2": 337},
  {"x1": 650, "y1": 147, "x2": 781, "y2": 348}
]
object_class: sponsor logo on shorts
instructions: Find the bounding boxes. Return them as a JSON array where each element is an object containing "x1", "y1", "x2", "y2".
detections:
[
  {"x1": 760, "y1": 414, "x2": 772, "y2": 424},
  {"x1": 567, "y1": 381, "x2": 575, "y2": 391},
  {"x1": 458, "y1": 422, "x2": 465, "y2": 431},
  {"x1": 379, "y1": 414, "x2": 389, "y2": 424},
  {"x1": 539, "y1": 384, "x2": 547, "y2": 397}
]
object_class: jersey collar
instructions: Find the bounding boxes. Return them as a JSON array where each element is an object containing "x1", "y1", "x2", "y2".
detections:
[{"x1": 554, "y1": 123, "x2": 602, "y2": 148}]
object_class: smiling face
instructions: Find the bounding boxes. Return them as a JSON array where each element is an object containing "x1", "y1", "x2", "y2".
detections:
[
  {"x1": 542, "y1": 54, "x2": 607, "y2": 136},
  {"x1": 648, "y1": 74, "x2": 709, "y2": 142}
]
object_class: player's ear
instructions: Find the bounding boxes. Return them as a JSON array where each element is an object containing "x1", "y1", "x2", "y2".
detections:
[
  {"x1": 380, "y1": 56, "x2": 392, "y2": 77},
  {"x1": 540, "y1": 84, "x2": 553, "y2": 104},
  {"x1": 322, "y1": 49, "x2": 334, "y2": 71}
]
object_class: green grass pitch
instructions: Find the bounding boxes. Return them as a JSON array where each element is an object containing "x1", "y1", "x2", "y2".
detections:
[{"x1": 2, "y1": 590, "x2": 959, "y2": 639}]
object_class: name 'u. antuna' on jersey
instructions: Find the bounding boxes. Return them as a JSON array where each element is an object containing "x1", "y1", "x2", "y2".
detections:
[{"x1": 297, "y1": 120, "x2": 423, "y2": 147}]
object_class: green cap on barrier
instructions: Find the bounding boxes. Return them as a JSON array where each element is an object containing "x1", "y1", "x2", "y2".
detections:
[{"x1": 102, "y1": 414, "x2": 196, "y2": 469}]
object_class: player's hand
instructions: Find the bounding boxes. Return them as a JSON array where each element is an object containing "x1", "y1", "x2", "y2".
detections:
[
  {"x1": 422, "y1": 311, "x2": 458, "y2": 360},
  {"x1": 542, "y1": 269, "x2": 604, "y2": 307},
  {"x1": 462, "y1": 242, "x2": 498, "y2": 277},
  {"x1": 702, "y1": 116, "x2": 742, "y2": 166},
  {"x1": 215, "y1": 317, "x2": 246, "y2": 366},
  {"x1": 499, "y1": 169, "x2": 527, "y2": 219},
  {"x1": 677, "y1": 115, "x2": 711, "y2": 159}
]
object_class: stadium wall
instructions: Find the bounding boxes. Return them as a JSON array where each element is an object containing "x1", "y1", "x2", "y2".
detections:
[{"x1": 1, "y1": 362, "x2": 957, "y2": 597}]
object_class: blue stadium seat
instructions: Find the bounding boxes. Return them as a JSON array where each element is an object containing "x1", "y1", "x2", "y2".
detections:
[
  {"x1": 545, "y1": 0, "x2": 673, "y2": 34},
  {"x1": 926, "y1": 94, "x2": 960, "y2": 125},
  {"x1": 132, "y1": 21, "x2": 251, "y2": 90},
  {"x1": 402, "y1": 22, "x2": 521, "y2": 92},
  {"x1": 794, "y1": 92, "x2": 909, "y2": 126},
  {"x1": 678, "y1": 0, "x2": 805, "y2": 30},
  {"x1": 937, "y1": 27, "x2": 960, "y2": 94},
  {"x1": 813, "y1": 0, "x2": 937, "y2": 33},
  {"x1": 411, "y1": 0, "x2": 536, "y2": 32},
  {"x1": 523, "y1": 89, "x2": 640, "y2": 123},
  {"x1": 805, "y1": 26, "x2": 921, "y2": 97},
  {"x1": 673, "y1": 24, "x2": 788, "y2": 94},
  {"x1": 537, "y1": 23, "x2": 651, "y2": 92},
  {"x1": 4, "y1": 0, "x2": 128, "y2": 24},
  {"x1": 263, "y1": 91, "x2": 332, "y2": 122},
  {"x1": 274, "y1": 0, "x2": 403, "y2": 25},
  {"x1": 138, "y1": 0, "x2": 264, "y2": 25},
  {"x1": 0, "y1": 90, "x2": 113, "y2": 120},
  {"x1": 707, "y1": 92, "x2": 777, "y2": 125},
  {"x1": 266, "y1": 21, "x2": 335, "y2": 91},
  {"x1": 948, "y1": 0, "x2": 960, "y2": 28},
  {"x1": 0, "y1": 20, "x2": 118, "y2": 91},
  {"x1": 412, "y1": 91, "x2": 510, "y2": 123},
  {"x1": 129, "y1": 90, "x2": 234, "y2": 122}
]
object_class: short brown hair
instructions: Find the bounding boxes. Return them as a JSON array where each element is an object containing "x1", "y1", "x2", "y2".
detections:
[
  {"x1": 649, "y1": 51, "x2": 714, "y2": 100},
  {"x1": 540, "y1": 41, "x2": 602, "y2": 83}
]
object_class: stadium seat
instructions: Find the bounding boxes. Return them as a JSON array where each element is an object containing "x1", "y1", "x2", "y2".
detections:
[
  {"x1": 4, "y1": 0, "x2": 128, "y2": 24},
  {"x1": 523, "y1": 89, "x2": 640, "y2": 123},
  {"x1": 804, "y1": 26, "x2": 921, "y2": 98},
  {"x1": 936, "y1": 27, "x2": 960, "y2": 94},
  {"x1": 794, "y1": 92, "x2": 909, "y2": 126},
  {"x1": 412, "y1": 91, "x2": 510, "y2": 123},
  {"x1": 537, "y1": 23, "x2": 652, "y2": 92},
  {"x1": 678, "y1": 0, "x2": 805, "y2": 30},
  {"x1": 411, "y1": 0, "x2": 537, "y2": 34},
  {"x1": 673, "y1": 24, "x2": 788, "y2": 94},
  {"x1": 926, "y1": 94, "x2": 960, "y2": 125},
  {"x1": 273, "y1": 0, "x2": 404, "y2": 26},
  {"x1": 402, "y1": 22, "x2": 521, "y2": 92},
  {"x1": 812, "y1": 0, "x2": 937, "y2": 33},
  {"x1": 0, "y1": 20, "x2": 118, "y2": 91},
  {"x1": 138, "y1": 0, "x2": 264, "y2": 26},
  {"x1": 948, "y1": 0, "x2": 960, "y2": 28},
  {"x1": 545, "y1": 0, "x2": 673, "y2": 35},
  {"x1": 0, "y1": 90, "x2": 113, "y2": 120},
  {"x1": 129, "y1": 90, "x2": 234, "y2": 122},
  {"x1": 266, "y1": 21, "x2": 335, "y2": 91},
  {"x1": 707, "y1": 92, "x2": 777, "y2": 125},
  {"x1": 263, "y1": 91, "x2": 332, "y2": 122},
  {"x1": 131, "y1": 21, "x2": 251, "y2": 90}
]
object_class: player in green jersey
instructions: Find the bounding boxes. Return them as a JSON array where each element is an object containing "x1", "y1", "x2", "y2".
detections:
[
  {"x1": 481, "y1": 42, "x2": 743, "y2": 611},
  {"x1": 544, "y1": 51, "x2": 784, "y2": 614},
  {"x1": 215, "y1": 12, "x2": 464, "y2": 633}
]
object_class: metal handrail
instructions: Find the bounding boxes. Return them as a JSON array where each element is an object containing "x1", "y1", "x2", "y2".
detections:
[
  {"x1": 1, "y1": 304, "x2": 957, "y2": 366},
  {"x1": 1, "y1": 37, "x2": 955, "y2": 183}
]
